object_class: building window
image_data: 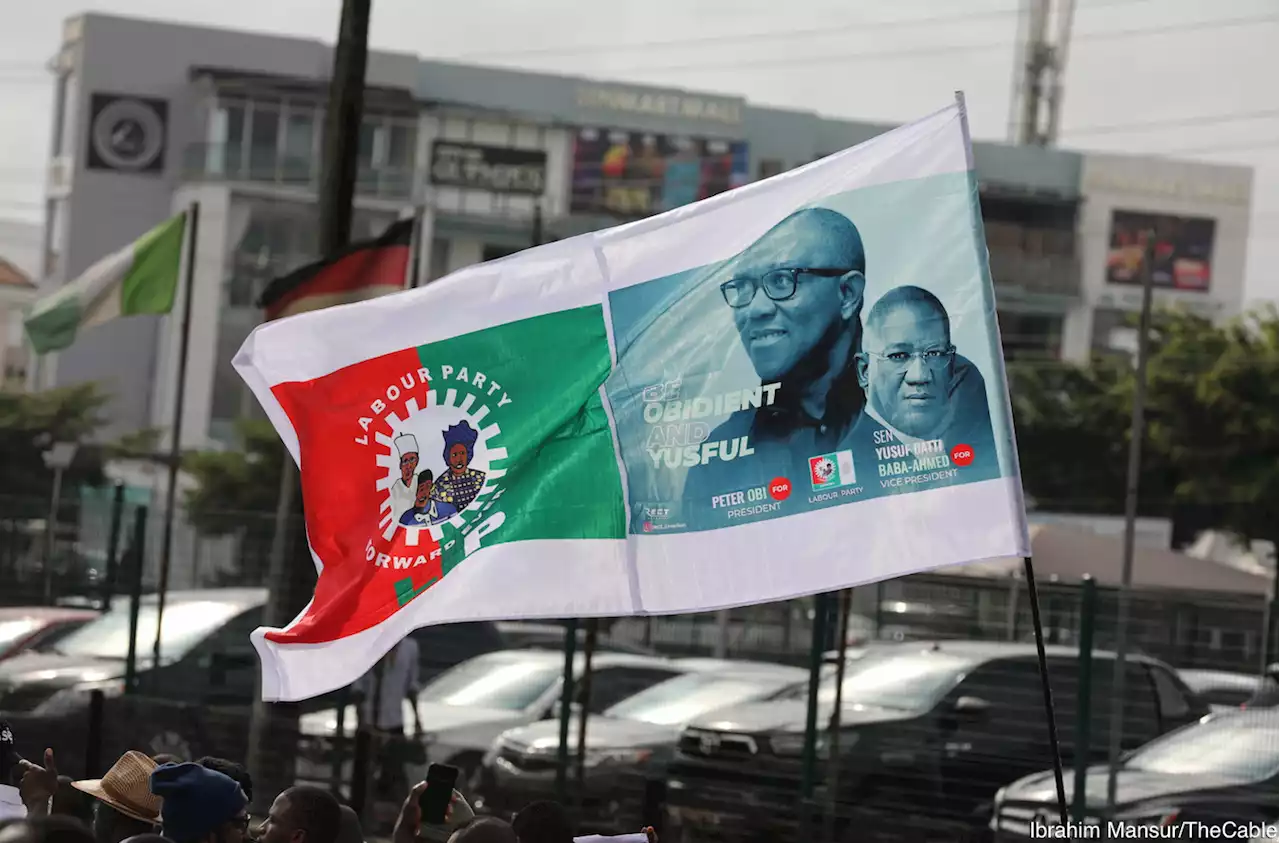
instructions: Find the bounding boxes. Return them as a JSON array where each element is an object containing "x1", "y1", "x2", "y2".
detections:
[
  {"x1": 248, "y1": 102, "x2": 281, "y2": 179},
  {"x1": 757, "y1": 159, "x2": 784, "y2": 180},
  {"x1": 482, "y1": 245, "x2": 520, "y2": 263},
  {"x1": 429, "y1": 237, "x2": 451, "y2": 281},
  {"x1": 1090, "y1": 307, "x2": 1142, "y2": 358},
  {"x1": 998, "y1": 311, "x2": 1064, "y2": 360},
  {"x1": 282, "y1": 107, "x2": 316, "y2": 184}
]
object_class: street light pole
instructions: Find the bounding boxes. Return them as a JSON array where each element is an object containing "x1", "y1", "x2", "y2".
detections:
[{"x1": 1106, "y1": 231, "x2": 1157, "y2": 810}]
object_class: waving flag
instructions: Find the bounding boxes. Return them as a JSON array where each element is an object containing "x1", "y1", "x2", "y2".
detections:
[
  {"x1": 25, "y1": 212, "x2": 187, "y2": 354},
  {"x1": 236, "y1": 96, "x2": 1030, "y2": 702}
]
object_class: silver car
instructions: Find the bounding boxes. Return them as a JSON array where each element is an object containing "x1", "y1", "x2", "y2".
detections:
[{"x1": 297, "y1": 648, "x2": 688, "y2": 789}]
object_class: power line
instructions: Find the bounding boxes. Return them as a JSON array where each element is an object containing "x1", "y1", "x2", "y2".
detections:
[
  {"x1": 599, "y1": 14, "x2": 1277, "y2": 77},
  {"x1": 439, "y1": 0, "x2": 1164, "y2": 61},
  {"x1": 1064, "y1": 110, "x2": 1280, "y2": 137}
]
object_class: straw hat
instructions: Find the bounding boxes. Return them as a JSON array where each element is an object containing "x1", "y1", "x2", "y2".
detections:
[{"x1": 71, "y1": 751, "x2": 163, "y2": 824}]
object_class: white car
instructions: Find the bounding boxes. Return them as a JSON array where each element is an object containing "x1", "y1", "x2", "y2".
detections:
[{"x1": 296, "y1": 648, "x2": 688, "y2": 789}]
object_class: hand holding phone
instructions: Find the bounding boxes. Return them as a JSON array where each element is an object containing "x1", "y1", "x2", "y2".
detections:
[{"x1": 418, "y1": 763, "x2": 459, "y2": 826}]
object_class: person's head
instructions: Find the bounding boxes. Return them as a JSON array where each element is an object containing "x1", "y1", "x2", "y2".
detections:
[
  {"x1": 0, "y1": 816, "x2": 95, "y2": 843},
  {"x1": 254, "y1": 787, "x2": 340, "y2": 843},
  {"x1": 89, "y1": 803, "x2": 154, "y2": 843},
  {"x1": 148, "y1": 763, "x2": 248, "y2": 843},
  {"x1": 70, "y1": 752, "x2": 162, "y2": 843},
  {"x1": 413, "y1": 471, "x2": 435, "y2": 507},
  {"x1": 856, "y1": 285, "x2": 956, "y2": 438},
  {"x1": 442, "y1": 422, "x2": 479, "y2": 475},
  {"x1": 195, "y1": 759, "x2": 252, "y2": 807},
  {"x1": 333, "y1": 807, "x2": 361, "y2": 843},
  {"x1": 395, "y1": 434, "x2": 419, "y2": 483},
  {"x1": 719, "y1": 208, "x2": 866, "y2": 383},
  {"x1": 511, "y1": 802, "x2": 573, "y2": 843},
  {"x1": 446, "y1": 818, "x2": 515, "y2": 843}
]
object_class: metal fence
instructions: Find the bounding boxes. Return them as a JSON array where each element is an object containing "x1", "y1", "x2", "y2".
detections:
[{"x1": 1, "y1": 492, "x2": 1276, "y2": 842}]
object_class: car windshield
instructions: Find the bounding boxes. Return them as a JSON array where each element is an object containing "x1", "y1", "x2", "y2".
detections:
[
  {"x1": 605, "y1": 672, "x2": 794, "y2": 725},
  {"x1": 1125, "y1": 716, "x2": 1279, "y2": 780},
  {"x1": 784, "y1": 650, "x2": 969, "y2": 711},
  {"x1": 418, "y1": 654, "x2": 562, "y2": 711},
  {"x1": 0, "y1": 618, "x2": 41, "y2": 653},
  {"x1": 49, "y1": 602, "x2": 245, "y2": 661}
]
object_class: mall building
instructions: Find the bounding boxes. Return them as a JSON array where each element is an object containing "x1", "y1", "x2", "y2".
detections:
[{"x1": 35, "y1": 12, "x2": 1254, "y2": 451}]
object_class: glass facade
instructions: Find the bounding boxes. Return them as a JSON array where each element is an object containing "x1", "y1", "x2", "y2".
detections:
[{"x1": 190, "y1": 95, "x2": 415, "y2": 201}]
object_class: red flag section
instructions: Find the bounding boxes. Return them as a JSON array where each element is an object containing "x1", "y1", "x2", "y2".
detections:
[
  {"x1": 267, "y1": 345, "x2": 442, "y2": 644},
  {"x1": 258, "y1": 218, "x2": 412, "y2": 322}
]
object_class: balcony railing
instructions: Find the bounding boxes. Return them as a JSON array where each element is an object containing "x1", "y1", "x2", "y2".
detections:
[{"x1": 182, "y1": 142, "x2": 414, "y2": 202}]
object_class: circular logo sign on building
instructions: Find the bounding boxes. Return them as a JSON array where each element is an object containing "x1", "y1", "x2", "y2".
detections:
[{"x1": 87, "y1": 93, "x2": 169, "y2": 174}]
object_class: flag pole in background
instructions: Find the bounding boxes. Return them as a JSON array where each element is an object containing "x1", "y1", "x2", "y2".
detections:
[
  {"x1": 151, "y1": 201, "x2": 199, "y2": 684},
  {"x1": 407, "y1": 205, "x2": 424, "y2": 289}
]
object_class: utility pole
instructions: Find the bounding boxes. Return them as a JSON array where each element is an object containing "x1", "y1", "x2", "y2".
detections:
[
  {"x1": 245, "y1": 0, "x2": 373, "y2": 810},
  {"x1": 1106, "y1": 231, "x2": 1157, "y2": 811},
  {"x1": 1008, "y1": 0, "x2": 1077, "y2": 146}
]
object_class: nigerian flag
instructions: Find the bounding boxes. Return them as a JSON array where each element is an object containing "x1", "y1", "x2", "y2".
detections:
[{"x1": 24, "y1": 212, "x2": 187, "y2": 354}]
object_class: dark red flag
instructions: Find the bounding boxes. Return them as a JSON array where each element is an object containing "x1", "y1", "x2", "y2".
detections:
[{"x1": 258, "y1": 218, "x2": 412, "y2": 321}]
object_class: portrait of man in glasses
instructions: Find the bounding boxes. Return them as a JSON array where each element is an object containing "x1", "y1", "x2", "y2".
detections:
[
  {"x1": 847, "y1": 284, "x2": 999, "y2": 484},
  {"x1": 682, "y1": 207, "x2": 867, "y2": 510}
]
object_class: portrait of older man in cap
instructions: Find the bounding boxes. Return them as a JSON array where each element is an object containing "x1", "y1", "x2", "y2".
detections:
[{"x1": 683, "y1": 207, "x2": 867, "y2": 507}]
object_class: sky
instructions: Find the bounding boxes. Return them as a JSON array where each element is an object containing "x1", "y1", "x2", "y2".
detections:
[{"x1": 0, "y1": 0, "x2": 1275, "y2": 304}]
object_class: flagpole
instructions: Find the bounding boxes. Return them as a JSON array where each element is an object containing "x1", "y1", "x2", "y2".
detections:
[
  {"x1": 408, "y1": 203, "x2": 430, "y2": 289},
  {"x1": 152, "y1": 201, "x2": 199, "y2": 682}
]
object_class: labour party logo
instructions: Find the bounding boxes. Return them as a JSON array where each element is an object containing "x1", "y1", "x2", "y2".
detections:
[
  {"x1": 809, "y1": 450, "x2": 857, "y2": 491},
  {"x1": 376, "y1": 379, "x2": 507, "y2": 547}
]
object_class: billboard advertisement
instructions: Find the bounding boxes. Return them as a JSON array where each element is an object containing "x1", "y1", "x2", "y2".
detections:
[
  {"x1": 1106, "y1": 209, "x2": 1216, "y2": 292},
  {"x1": 570, "y1": 127, "x2": 749, "y2": 217}
]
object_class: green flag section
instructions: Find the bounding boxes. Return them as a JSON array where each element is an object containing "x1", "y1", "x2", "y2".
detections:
[{"x1": 24, "y1": 212, "x2": 186, "y2": 354}]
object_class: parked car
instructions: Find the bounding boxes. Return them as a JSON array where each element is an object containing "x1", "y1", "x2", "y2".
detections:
[
  {"x1": 664, "y1": 641, "x2": 1208, "y2": 842},
  {"x1": 296, "y1": 648, "x2": 689, "y2": 790},
  {"x1": 0, "y1": 588, "x2": 505, "y2": 716},
  {"x1": 477, "y1": 660, "x2": 807, "y2": 833},
  {"x1": 0, "y1": 607, "x2": 98, "y2": 662},
  {"x1": 1179, "y1": 669, "x2": 1266, "y2": 711},
  {"x1": 495, "y1": 622, "x2": 657, "y2": 656},
  {"x1": 991, "y1": 709, "x2": 1278, "y2": 840}
]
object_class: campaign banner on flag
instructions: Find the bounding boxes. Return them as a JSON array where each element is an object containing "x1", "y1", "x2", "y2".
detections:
[{"x1": 235, "y1": 96, "x2": 1030, "y2": 702}]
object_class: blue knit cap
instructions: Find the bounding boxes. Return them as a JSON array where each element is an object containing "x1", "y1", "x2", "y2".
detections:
[{"x1": 149, "y1": 762, "x2": 247, "y2": 843}]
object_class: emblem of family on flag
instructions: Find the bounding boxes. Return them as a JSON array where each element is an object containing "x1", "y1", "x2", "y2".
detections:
[{"x1": 235, "y1": 94, "x2": 1031, "y2": 702}]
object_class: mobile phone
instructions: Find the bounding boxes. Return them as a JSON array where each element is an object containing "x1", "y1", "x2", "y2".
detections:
[{"x1": 418, "y1": 763, "x2": 459, "y2": 825}]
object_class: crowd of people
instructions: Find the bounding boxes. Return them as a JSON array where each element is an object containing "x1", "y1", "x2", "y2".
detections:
[{"x1": 0, "y1": 721, "x2": 657, "y2": 843}]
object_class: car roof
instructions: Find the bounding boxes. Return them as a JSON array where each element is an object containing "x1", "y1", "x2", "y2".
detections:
[
  {"x1": 866, "y1": 639, "x2": 1167, "y2": 668},
  {"x1": 672, "y1": 658, "x2": 809, "y2": 680},
  {"x1": 471, "y1": 648, "x2": 675, "y2": 671},
  {"x1": 1200, "y1": 707, "x2": 1280, "y2": 729},
  {"x1": 1178, "y1": 669, "x2": 1262, "y2": 691},
  {"x1": 0, "y1": 606, "x2": 99, "y2": 621},
  {"x1": 136, "y1": 588, "x2": 268, "y2": 609}
]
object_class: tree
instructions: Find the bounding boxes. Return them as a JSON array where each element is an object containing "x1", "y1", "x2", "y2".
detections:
[
  {"x1": 183, "y1": 419, "x2": 308, "y2": 587},
  {"x1": 1007, "y1": 352, "x2": 1175, "y2": 516},
  {"x1": 0, "y1": 383, "x2": 109, "y2": 599},
  {"x1": 0, "y1": 383, "x2": 108, "y2": 511},
  {"x1": 1146, "y1": 307, "x2": 1278, "y2": 545}
]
